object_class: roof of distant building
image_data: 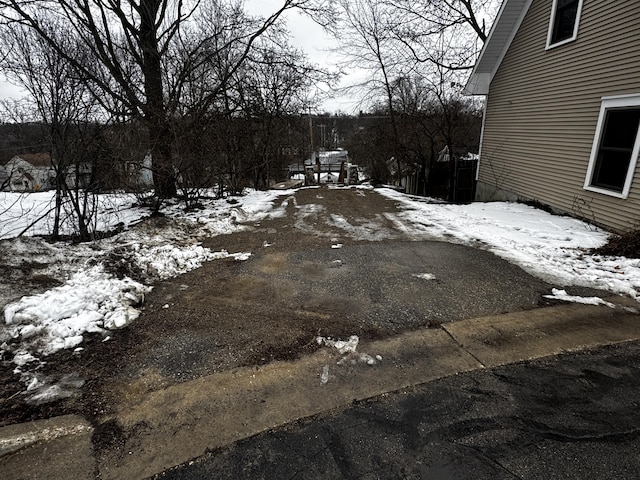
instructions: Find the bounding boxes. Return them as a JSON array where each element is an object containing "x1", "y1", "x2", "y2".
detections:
[{"x1": 11, "y1": 153, "x2": 52, "y2": 167}]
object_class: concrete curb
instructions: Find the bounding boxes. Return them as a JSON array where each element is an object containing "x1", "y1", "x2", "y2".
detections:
[
  {"x1": 2, "y1": 298, "x2": 640, "y2": 480},
  {"x1": 0, "y1": 414, "x2": 92, "y2": 457},
  {"x1": 0, "y1": 415, "x2": 94, "y2": 480},
  {"x1": 97, "y1": 297, "x2": 640, "y2": 479},
  {"x1": 444, "y1": 296, "x2": 640, "y2": 367}
]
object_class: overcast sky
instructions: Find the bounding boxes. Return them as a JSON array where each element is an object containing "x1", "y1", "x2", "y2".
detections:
[
  {"x1": 0, "y1": 78, "x2": 24, "y2": 101},
  {"x1": 246, "y1": 1, "x2": 357, "y2": 113},
  {"x1": 246, "y1": 1, "x2": 337, "y2": 65}
]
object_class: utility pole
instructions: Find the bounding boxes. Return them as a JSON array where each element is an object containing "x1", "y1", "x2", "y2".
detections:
[
  {"x1": 308, "y1": 110, "x2": 320, "y2": 184},
  {"x1": 318, "y1": 124, "x2": 327, "y2": 150},
  {"x1": 308, "y1": 110, "x2": 314, "y2": 153}
]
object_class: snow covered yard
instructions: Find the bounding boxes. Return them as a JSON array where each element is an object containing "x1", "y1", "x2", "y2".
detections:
[
  {"x1": 1, "y1": 185, "x2": 639, "y2": 404},
  {"x1": 0, "y1": 188, "x2": 291, "y2": 401},
  {"x1": 377, "y1": 188, "x2": 640, "y2": 299}
]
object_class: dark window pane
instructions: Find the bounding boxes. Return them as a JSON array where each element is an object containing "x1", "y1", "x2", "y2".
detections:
[
  {"x1": 601, "y1": 109, "x2": 640, "y2": 149},
  {"x1": 593, "y1": 150, "x2": 632, "y2": 192},
  {"x1": 591, "y1": 108, "x2": 640, "y2": 193},
  {"x1": 551, "y1": 0, "x2": 579, "y2": 43}
]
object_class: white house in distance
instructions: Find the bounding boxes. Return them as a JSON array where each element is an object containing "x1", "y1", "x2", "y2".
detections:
[
  {"x1": 465, "y1": 0, "x2": 640, "y2": 232},
  {"x1": 3, "y1": 153, "x2": 93, "y2": 192},
  {"x1": 5, "y1": 153, "x2": 55, "y2": 192}
]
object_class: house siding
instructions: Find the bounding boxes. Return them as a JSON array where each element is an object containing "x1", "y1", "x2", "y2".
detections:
[
  {"x1": 478, "y1": 0, "x2": 640, "y2": 232},
  {"x1": 5, "y1": 157, "x2": 55, "y2": 192}
]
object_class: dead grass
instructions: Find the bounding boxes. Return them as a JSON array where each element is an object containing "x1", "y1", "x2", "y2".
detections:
[{"x1": 593, "y1": 229, "x2": 640, "y2": 258}]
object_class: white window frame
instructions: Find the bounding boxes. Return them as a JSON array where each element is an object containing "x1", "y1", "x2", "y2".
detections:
[
  {"x1": 583, "y1": 94, "x2": 640, "y2": 199},
  {"x1": 546, "y1": 0, "x2": 584, "y2": 49}
]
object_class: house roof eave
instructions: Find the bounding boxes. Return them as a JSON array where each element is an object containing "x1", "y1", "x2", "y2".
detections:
[
  {"x1": 463, "y1": 73, "x2": 492, "y2": 96},
  {"x1": 464, "y1": 0, "x2": 533, "y2": 96}
]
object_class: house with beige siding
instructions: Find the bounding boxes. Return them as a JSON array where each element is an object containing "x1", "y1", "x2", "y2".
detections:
[{"x1": 465, "y1": 0, "x2": 640, "y2": 232}]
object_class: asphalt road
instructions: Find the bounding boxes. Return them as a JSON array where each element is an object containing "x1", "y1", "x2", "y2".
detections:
[{"x1": 157, "y1": 340, "x2": 640, "y2": 480}]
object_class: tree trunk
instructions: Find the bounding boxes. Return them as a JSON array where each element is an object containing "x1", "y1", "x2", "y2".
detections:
[
  {"x1": 141, "y1": 0, "x2": 176, "y2": 198},
  {"x1": 148, "y1": 119, "x2": 176, "y2": 198}
]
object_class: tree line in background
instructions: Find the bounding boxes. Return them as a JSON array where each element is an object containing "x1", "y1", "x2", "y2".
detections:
[{"x1": 0, "y1": 0, "x2": 495, "y2": 240}]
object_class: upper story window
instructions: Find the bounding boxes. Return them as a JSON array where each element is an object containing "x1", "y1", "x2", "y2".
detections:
[
  {"x1": 547, "y1": 0, "x2": 583, "y2": 48},
  {"x1": 584, "y1": 95, "x2": 640, "y2": 199}
]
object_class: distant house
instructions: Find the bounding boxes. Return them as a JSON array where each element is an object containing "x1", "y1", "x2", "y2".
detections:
[
  {"x1": 64, "y1": 161, "x2": 93, "y2": 190},
  {"x1": 465, "y1": 0, "x2": 640, "y2": 232},
  {"x1": 4, "y1": 153, "x2": 93, "y2": 192},
  {"x1": 437, "y1": 146, "x2": 451, "y2": 163},
  {"x1": 5, "y1": 153, "x2": 55, "y2": 192}
]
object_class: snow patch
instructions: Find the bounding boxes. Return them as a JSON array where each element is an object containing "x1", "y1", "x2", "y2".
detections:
[
  {"x1": 0, "y1": 188, "x2": 277, "y2": 379},
  {"x1": 3, "y1": 265, "x2": 149, "y2": 365},
  {"x1": 317, "y1": 335, "x2": 360, "y2": 354},
  {"x1": 376, "y1": 189, "x2": 640, "y2": 300},
  {"x1": 23, "y1": 373, "x2": 85, "y2": 405},
  {"x1": 413, "y1": 273, "x2": 436, "y2": 281},
  {"x1": 543, "y1": 288, "x2": 616, "y2": 308},
  {"x1": 316, "y1": 335, "x2": 383, "y2": 376},
  {"x1": 234, "y1": 252, "x2": 252, "y2": 262}
]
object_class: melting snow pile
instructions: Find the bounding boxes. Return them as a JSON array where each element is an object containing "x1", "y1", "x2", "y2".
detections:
[
  {"x1": 1, "y1": 247, "x2": 252, "y2": 373},
  {"x1": 108, "y1": 243, "x2": 251, "y2": 282},
  {"x1": 316, "y1": 335, "x2": 384, "y2": 385},
  {"x1": 317, "y1": 335, "x2": 383, "y2": 366},
  {"x1": 543, "y1": 288, "x2": 616, "y2": 308},
  {"x1": 0, "y1": 188, "x2": 285, "y2": 379},
  {"x1": 376, "y1": 188, "x2": 640, "y2": 299},
  {"x1": 3, "y1": 266, "x2": 149, "y2": 370}
]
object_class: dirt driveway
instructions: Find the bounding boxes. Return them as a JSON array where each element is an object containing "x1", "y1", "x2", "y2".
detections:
[{"x1": 1, "y1": 187, "x2": 563, "y2": 429}]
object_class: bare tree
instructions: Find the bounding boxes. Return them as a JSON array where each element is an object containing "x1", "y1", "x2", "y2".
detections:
[
  {"x1": 239, "y1": 31, "x2": 329, "y2": 189},
  {"x1": 166, "y1": 15, "x2": 333, "y2": 197},
  {"x1": 0, "y1": 19, "x2": 106, "y2": 240},
  {"x1": 327, "y1": 0, "x2": 498, "y2": 109},
  {"x1": 0, "y1": 0, "x2": 324, "y2": 204},
  {"x1": 383, "y1": 0, "x2": 496, "y2": 72},
  {"x1": 326, "y1": 0, "x2": 407, "y2": 180},
  {"x1": 319, "y1": 0, "x2": 494, "y2": 192},
  {"x1": 388, "y1": 68, "x2": 482, "y2": 198}
]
